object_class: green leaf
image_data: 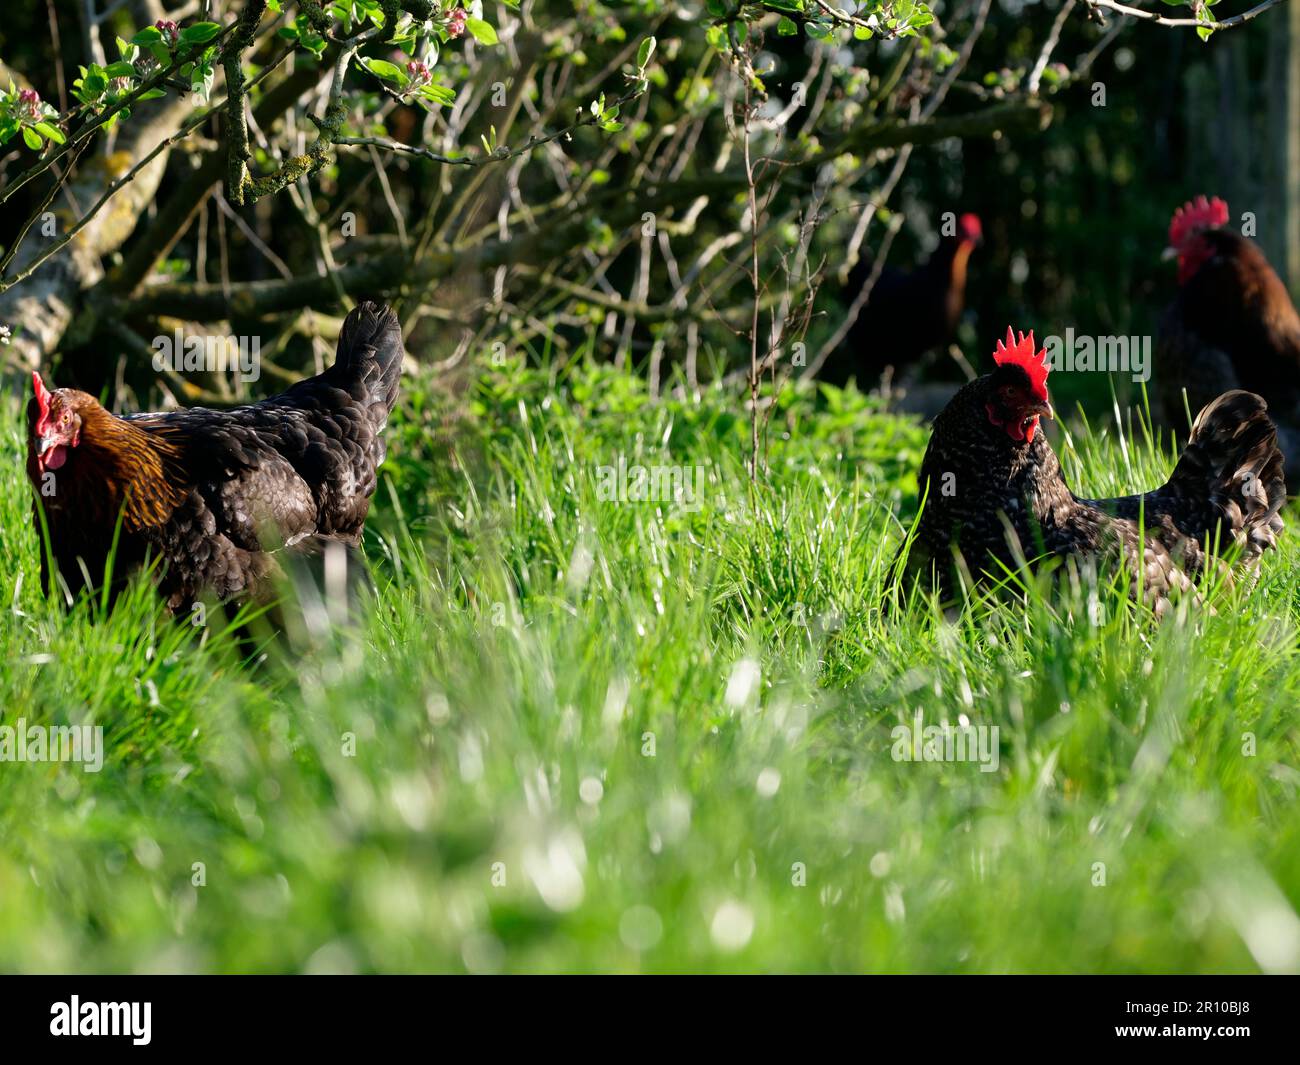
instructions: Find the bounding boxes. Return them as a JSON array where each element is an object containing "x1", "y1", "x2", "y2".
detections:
[
  {"x1": 1197, "y1": 5, "x2": 1218, "y2": 39},
  {"x1": 362, "y1": 58, "x2": 405, "y2": 81},
  {"x1": 131, "y1": 27, "x2": 163, "y2": 45},
  {"x1": 179, "y1": 22, "x2": 222, "y2": 46},
  {"x1": 419, "y1": 84, "x2": 456, "y2": 106},
  {"x1": 465, "y1": 18, "x2": 499, "y2": 45},
  {"x1": 22, "y1": 126, "x2": 43, "y2": 150},
  {"x1": 33, "y1": 122, "x2": 64, "y2": 144},
  {"x1": 190, "y1": 63, "x2": 214, "y2": 101},
  {"x1": 636, "y1": 36, "x2": 657, "y2": 69},
  {"x1": 137, "y1": 88, "x2": 167, "y2": 101},
  {"x1": 105, "y1": 61, "x2": 137, "y2": 79},
  {"x1": 81, "y1": 70, "x2": 109, "y2": 96}
]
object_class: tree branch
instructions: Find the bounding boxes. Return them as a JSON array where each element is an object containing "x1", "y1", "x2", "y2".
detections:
[{"x1": 1082, "y1": 0, "x2": 1285, "y2": 30}]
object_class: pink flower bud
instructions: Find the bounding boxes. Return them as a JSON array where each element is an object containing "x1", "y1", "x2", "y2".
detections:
[{"x1": 17, "y1": 88, "x2": 42, "y2": 119}]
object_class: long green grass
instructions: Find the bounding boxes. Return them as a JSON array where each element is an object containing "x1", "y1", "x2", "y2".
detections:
[{"x1": 1, "y1": 358, "x2": 1298, "y2": 973}]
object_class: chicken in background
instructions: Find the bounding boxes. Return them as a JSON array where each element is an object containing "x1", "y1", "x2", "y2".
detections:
[
  {"x1": 1155, "y1": 195, "x2": 1300, "y2": 482},
  {"x1": 894, "y1": 327, "x2": 1285, "y2": 614},
  {"x1": 26, "y1": 301, "x2": 404, "y2": 613},
  {"x1": 819, "y1": 212, "x2": 983, "y2": 390}
]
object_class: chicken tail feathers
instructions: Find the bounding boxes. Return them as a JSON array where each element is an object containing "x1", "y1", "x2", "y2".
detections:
[
  {"x1": 1166, "y1": 389, "x2": 1286, "y2": 563},
  {"x1": 333, "y1": 300, "x2": 404, "y2": 418}
]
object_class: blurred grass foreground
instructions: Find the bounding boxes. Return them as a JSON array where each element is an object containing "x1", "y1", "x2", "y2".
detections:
[{"x1": 1, "y1": 356, "x2": 1297, "y2": 974}]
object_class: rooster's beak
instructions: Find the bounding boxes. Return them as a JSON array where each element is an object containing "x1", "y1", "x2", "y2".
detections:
[{"x1": 1161, "y1": 246, "x2": 1178, "y2": 262}]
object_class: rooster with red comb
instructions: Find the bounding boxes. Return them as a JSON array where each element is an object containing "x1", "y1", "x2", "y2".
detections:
[
  {"x1": 894, "y1": 327, "x2": 1286, "y2": 613},
  {"x1": 1155, "y1": 194, "x2": 1300, "y2": 484}
]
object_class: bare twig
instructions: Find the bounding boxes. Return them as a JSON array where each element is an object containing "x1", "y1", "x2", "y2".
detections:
[
  {"x1": 1029, "y1": 0, "x2": 1077, "y2": 95},
  {"x1": 1082, "y1": 0, "x2": 1285, "y2": 30}
]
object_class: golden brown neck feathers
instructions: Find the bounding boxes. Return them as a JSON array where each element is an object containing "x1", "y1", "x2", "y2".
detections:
[{"x1": 60, "y1": 401, "x2": 192, "y2": 532}]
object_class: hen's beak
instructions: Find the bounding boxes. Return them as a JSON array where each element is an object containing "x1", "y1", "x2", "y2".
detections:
[
  {"x1": 1161, "y1": 246, "x2": 1178, "y2": 262},
  {"x1": 35, "y1": 435, "x2": 54, "y2": 456},
  {"x1": 1027, "y1": 399, "x2": 1054, "y2": 421}
]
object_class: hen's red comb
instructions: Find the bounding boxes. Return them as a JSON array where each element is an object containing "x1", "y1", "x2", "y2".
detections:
[
  {"x1": 32, "y1": 370, "x2": 52, "y2": 432},
  {"x1": 992, "y1": 327, "x2": 1049, "y2": 401},
  {"x1": 1169, "y1": 195, "x2": 1228, "y2": 249}
]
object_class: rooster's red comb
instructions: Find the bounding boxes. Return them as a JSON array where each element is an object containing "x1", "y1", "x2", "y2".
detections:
[
  {"x1": 958, "y1": 213, "x2": 982, "y2": 241},
  {"x1": 1169, "y1": 195, "x2": 1228, "y2": 249},
  {"x1": 992, "y1": 327, "x2": 1049, "y2": 401},
  {"x1": 32, "y1": 370, "x2": 52, "y2": 431}
]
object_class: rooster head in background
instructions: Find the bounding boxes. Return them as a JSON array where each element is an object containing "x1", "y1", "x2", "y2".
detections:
[
  {"x1": 984, "y1": 327, "x2": 1053, "y2": 444},
  {"x1": 956, "y1": 212, "x2": 983, "y2": 248},
  {"x1": 1165, "y1": 195, "x2": 1230, "y2": 284}
]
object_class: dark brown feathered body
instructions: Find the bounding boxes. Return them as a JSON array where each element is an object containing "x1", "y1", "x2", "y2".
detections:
[
  {"x1": 902, "y1": 370, "x2": 1286, "y2": 615},
  {"x1": 821, "y1": 233, "x2": 977, "y2": 387},
  {"x1": 1156, "y1": 228, "x2": 1300, "y2": 480},
  {"x1": 26, "y1": 301, "x2": 403, "y2": 613}
]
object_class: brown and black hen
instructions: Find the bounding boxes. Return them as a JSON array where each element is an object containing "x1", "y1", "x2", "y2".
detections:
[
  {"x1": 820, "y1": 212, "x2": 982, "y2": 387},
  {"x1": 26, "y1": 300, "x2": 403, "y2": 613},
  {"x1": 897, "y1": 328, "x2": 1286, "y2": 614},
  {"x1": 1155, "y1": 195, "x2": 1300, "y2": 482}
]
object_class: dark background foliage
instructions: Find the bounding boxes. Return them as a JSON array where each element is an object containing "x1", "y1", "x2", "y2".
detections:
[{"x1": 0, "y1": 1, "x2": 1291, "y2": 417}]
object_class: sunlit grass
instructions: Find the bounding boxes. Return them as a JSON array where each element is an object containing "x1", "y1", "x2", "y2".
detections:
[{"x1": 0, "y1": 360, "x2": 1297, "y2": 973}]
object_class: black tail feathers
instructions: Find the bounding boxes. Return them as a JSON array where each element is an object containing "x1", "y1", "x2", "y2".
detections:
[
  {"x1": 333, "y1": 300, "x2": 404, "y2": 416},
  {"x1": 1171, "y1": 390, "x2": 1286, "y2": 563}
]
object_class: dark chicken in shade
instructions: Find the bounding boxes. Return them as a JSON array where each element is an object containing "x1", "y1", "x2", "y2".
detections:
[
  {"x1": 821, "y1": 212, "x2": 982, "y2": 386},
  {"x1": 26, "y1": 300, "x2": 404, "y2": 613},
  {"x1": 896, "y1": 328, "x2": 1286, "y2": 613},
  {"x1": 1155, "y1": 195, "x2": 1300, "y2": 482}
]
